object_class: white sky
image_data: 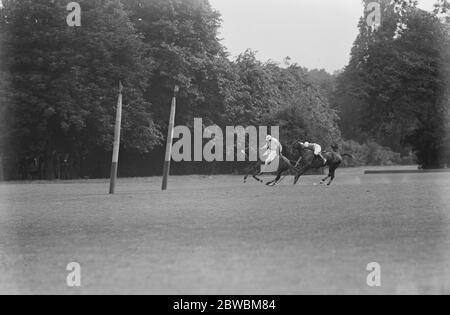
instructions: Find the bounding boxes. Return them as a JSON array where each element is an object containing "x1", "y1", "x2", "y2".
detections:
[{"x1": 210, "y1": 0, "x2": 438, "y2": 72}]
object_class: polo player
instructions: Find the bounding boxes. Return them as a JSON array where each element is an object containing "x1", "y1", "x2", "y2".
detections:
[
  {"x1": 261, "y1": 135, "x2": 282, "y2": 166},
  {"x1": 299, "y1": 141, "x2": 327, "y2": 164}
]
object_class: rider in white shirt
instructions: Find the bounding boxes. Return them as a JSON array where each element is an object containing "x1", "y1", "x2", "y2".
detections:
[
  {"x1": 261, "y1": 135, "x2": 282, "y2": 166},
  {"x1": 299, "y1": 141, "x2": 327, "y2": 164}
]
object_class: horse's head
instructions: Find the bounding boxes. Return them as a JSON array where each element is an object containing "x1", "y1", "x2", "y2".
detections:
[
  {"x1": 291, "y1": 140, "x2": 316, "y2": 164},
  {"x1": 291, "y1": 140, "x2": 306, "y2": 153}
]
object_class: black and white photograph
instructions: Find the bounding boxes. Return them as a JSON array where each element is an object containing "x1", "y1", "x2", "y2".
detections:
[{"x1": 0, "y1": 0, "x2": 449, "y2": 298}]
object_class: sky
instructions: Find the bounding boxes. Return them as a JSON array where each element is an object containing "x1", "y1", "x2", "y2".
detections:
[{"x1": 209, "y1": 0, "x2": 438, "y2": 73}]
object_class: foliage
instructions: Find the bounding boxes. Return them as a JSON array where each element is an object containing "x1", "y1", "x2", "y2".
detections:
[
  {"x1": 0, "y1": 0, "x2": 160, "y2": 178},
  {"x1": 341, "y1": 139, "x2": 404, "y2": 166},
  {"x1": 335, "y1": 1, "x2": 450, "y2": 168}
]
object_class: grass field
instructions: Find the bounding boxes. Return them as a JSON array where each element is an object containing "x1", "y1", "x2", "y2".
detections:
[{"x1": 0, "y1": 167, "x2": 449, "y2": 295}]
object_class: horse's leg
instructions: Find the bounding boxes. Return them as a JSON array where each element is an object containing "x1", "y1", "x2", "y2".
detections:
[
  {"x1": 244, "y1": 163, "x2": 257, "y2": 183},
  {"x1": 327, "y1": 171, "x2": 335, "y2": 186},
  {"x1": 268, "y1": 159, "x2": 291, "y2": 187},
  {"x1": 243, "y1": 168, "x2": 251, "y2": 183},
  {"x1": 253, "y1": 175, "x2": 263, "y2": 183},
  {"x1": 266, "y1": 175, "x2": 279, "y2": 186},
  {"x1": 293, "y1": 167, "x2": 308, "y2": 185},
  {"x1": 294, "y1": 173, "x2": 302, "y2": 185},
  {"x1": 272, "y1": 174, "x2": 285, "y2": 186},
  {"x1": 266, "y1": 171, "x2": 283, "y2": 186},
  {"x1": 253, "y1": 170, "x2": 264, "y2": 183},
  {"x1": 327, "y1": 165, "x2": 339, "y2": 186},
  {"x1": 320, "y1": 176, "x2": 330, "y2": 185},
  {"x1": 272, "y1": 172, "x2": 287, "y2": 186},
  {"x1": 320, "y1": 169, "x2": 331, "y2": 185},
  {"x1": 265, "y1": 162, "x2": 277, "y2": 186},
  {"x1": 252, "y1": 163, "x2": 264, "y2": 183}
]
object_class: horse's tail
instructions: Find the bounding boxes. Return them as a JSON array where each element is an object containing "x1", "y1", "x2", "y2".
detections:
[{"x1": 342, "y1": 153, "x2": 354, "y2": 159}]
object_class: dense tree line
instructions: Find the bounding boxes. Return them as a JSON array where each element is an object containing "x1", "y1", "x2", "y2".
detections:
[
  {"x1": 0, "y1": 0, "x2": 341, "y2": 179},
  {"x1": 334, "y1": 0, "x2": 450, "y2": 168},
  {"x1": 0, "y1": 0, "x2": 449, "y2": 179}
]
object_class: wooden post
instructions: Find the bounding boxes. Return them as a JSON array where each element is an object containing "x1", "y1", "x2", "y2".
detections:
[
  {"x1": 162, "y1": 85, "x2": 179, "y2": 191},
  {"x1": 109, "y1": 81, "x2": 123, "y2": 194}
]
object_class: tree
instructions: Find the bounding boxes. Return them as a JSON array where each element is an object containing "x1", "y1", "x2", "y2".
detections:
[
  {"x1": 0, "y1": 0, "x2": 160, "y2": 179},
  {"x1": 226, "y1": 51, "x2": 341, "y2": 149},
  {"x1": 306, "y1": 69, "x2": 336, "y2": 102},
  {"x1": 0, "y1": 0, "x2": 358, "y2": 178},
  {"x1": 334, "y1": 1, "x2": 450, "y2": 167},
  {"x1": 122, "y1": 0, "x2": 228, "y2": 126}
]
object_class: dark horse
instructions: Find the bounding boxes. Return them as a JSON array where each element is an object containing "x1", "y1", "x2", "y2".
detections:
[
  {"x1": 266, "y1": 141, "x2": 353, "y2": 186},
  {"x1": 242, "y1": 147, "x2": 264, "y2": 183},
  {"x1": 291, "y1": 141, "x2": 353, "y2": 186},
  {"x1": 243, "y1": 160, "x2": 264, "y2": 183},
  {"x1": 243, "y1": 146, "x2": 297, "y2": 184}
]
